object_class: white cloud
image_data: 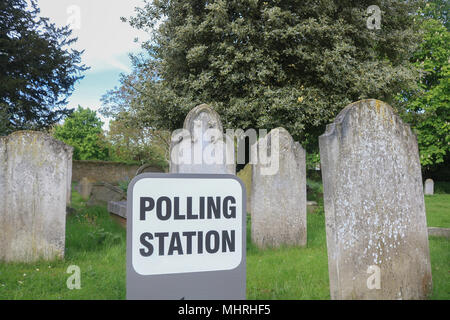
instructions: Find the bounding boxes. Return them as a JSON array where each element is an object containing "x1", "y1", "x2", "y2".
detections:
[
  {"x1": 37, "y1": 0, "x2": 148, "y2": 73},
  {"x1": 34, "y1": 0, "x2": 150, "y2": 130}
]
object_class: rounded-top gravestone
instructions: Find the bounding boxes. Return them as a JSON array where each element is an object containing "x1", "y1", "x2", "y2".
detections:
[
  {"x1": 424, "y1": 179, "x2": 434, "y2": 195},
  {"x1": 319, "y1": 99, "x2": 432, "y2": 300},
  {"x1": 251, "y1": 127, "x2": 307, "y2": 248},
  {"x1": 170, "y1": 104, "x2": 235, "y2": 174}
]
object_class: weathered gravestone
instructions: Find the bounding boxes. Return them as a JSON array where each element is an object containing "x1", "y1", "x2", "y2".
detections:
[
  {"x1": 0, "y1": 131, "x2": 73, "y2": 262},
  {"x1": 87, "y1": 182, "x2": 126, "y2": 206},
  {"x1": 319, "y1": 99, "x2": 432, "y2": 300},
  {"x1": 251, "y1": 127, "x2": 307, "y2": 248},
  {"x1": 79, "y1": 176, "x2": 93, "y2": 200},
  {"x1": 170, "y1": 104, "x2": 235, "y2": 174},
  {"x1": 424, "y1": 179, "x2": 434, "y2": 195}
]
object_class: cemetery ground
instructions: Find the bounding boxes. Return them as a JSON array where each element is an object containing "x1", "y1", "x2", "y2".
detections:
[{"x1": 0, "y1": 183, "x2": 448, "y2": 300}]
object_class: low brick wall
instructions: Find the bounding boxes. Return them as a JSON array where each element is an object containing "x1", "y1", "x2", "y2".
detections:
[{"x1": 72, "y1": 160, "x2": 163, "y2": 184}]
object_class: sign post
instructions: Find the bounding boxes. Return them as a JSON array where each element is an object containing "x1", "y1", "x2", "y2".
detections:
[{"x1": 126, "y1": 173, "x2": 246, "y2": 299}]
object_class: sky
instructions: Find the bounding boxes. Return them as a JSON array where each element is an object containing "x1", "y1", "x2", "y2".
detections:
[{"x1": 36, "y1": 0, "x2": 149, "y2": 128}]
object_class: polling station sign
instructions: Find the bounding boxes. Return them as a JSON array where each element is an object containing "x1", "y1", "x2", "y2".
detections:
[{"x1": 126, "y1": 173, "x2": 246, "y2": 300}]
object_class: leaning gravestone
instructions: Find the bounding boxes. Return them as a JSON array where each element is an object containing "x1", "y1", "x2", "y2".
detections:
[
  {"x1": 87, "y1": 182, "x2": 126, "y2": 206},
  {"x1": 0, "y1": 131, "x2": 73, "y2": 262},
  {"x1": 251, "y1": 127, "x2": 307, "y2": 248},
  {"x1": 170, "y1": 104, "x2": 235, "y2": 174},
  {"x1": 319, "y1": 99, "x2": 432, "y2": 300},
  {"x1": 424, "y1": 179, "x2": 434, "y2": 195}
]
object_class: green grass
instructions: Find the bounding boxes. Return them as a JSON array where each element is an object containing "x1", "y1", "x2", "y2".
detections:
[
  {"x1": 247, "y1": 213, "x2": 330, "y2": 299},
  {"x1": 0, "y1": 189, "x2": 448, "y2": 299},
  {"x1": 425, "y1": 194, "x2": 450, "y2": 228},
  {"x1": 0, "y1": 191, "x2": 126, "y2": 299}
]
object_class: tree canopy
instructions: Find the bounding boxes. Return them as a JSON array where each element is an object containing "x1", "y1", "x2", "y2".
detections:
[
  {"x1": 102, "y1": 0, "x2": 423, "y2": 151},
  {"x1": 399, "y1": 1, "x2": 449, "y2": 170},
  {"x1": 0, "y1": 0, "x2": 87, "y2": 135},
  {"x1": 52, "y1": 107, "x2": 109, "y2": 161}
]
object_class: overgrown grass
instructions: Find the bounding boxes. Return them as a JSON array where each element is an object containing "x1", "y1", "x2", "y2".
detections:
[
  {"x1": 0, "y1": 191, "x2": 126, "y2": 300},
  {"x1": 0, "y1": 189, "x2": 448, "y2": 299}
]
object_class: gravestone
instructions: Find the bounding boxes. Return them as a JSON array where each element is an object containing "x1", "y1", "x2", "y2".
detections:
[
  {"x1": 108, "y1": 200, "x2": 127, "y2": 219},
  {"x1": 424, "y1": 179, "x2": 434, "y2": 195},
  {"x1": 170, "y1": 104, "x2": 235, "y2": 174},
  {"x1": 0, "y1": 131, "x2": 73, "y2": 262},
  {"x1": 107, "y1": 200, "x2": 127, "y2": 227},
  {"x1": 79, "y1": 177, "x2": 92, "y2": 200},
  {"x1": 251, "y1": 127, "x2": 307, "y2": 248},
  {"x1": 87, "y1": 182, "x2": 126, "y2": 206},
  {"x1": 319, "y1": 99, "x2": 432, "y2": 300}
]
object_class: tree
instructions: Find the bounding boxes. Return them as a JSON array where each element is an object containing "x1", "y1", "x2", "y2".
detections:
[
  {"x1": 106, "y1": 115, "x2": 169, "y2": 168},
  {"x1": 399, "y1": 1, "x2": 449, "y2": 170},
  {"x1": 0, "y1": 0, "x2": 87, "y2": 135},
  {"x1": 111, "y1": 0, "x2": 423, "y2": 151},
  {"x1": 52, "y1": 107, "x2": 109, "y2": 161}
]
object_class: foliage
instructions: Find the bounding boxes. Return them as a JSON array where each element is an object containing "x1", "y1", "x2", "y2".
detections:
[
  {"x1": 108, "y1": 0, "x2": 423, "y2": 151},
  {"x1": 87, "y1": 228, "x2": 121, "y2": 246},
  {"x1": 106, "y1": 115, "x2": 169, "y2": 168},
  {"x1": 52, "y1": 106, "x2": 109, "y2": 161},
  {"x1": 0, "y1": 0, "x2": 87, "y2": 135},
  {"x1": 399, "y1": 2, "x2": 449, "y2": 168},
  {"x1": 435, "y1": 181, "x2": 450, "y2": 194},
  {"x1": 422, "y1": 0, "x2": 449, "y2": 30},
  {"x1": 306, "y1": 152, "x2": 321, "y2": 171},
  {"x1": 117, "y1": 179, "x2": 130, "y2": 193},
  {"x1": 306, "y1": 178, "x2": 323, "y2": 203}
]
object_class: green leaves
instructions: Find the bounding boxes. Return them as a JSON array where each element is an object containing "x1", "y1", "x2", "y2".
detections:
[
  {"x1": 399, "y1": 6, "x2": 450, "y2": 169},
  {"x1": 107, "y1": 1, "x2": 424, "y2": 152},
  {"x1": 52, "y1": 107, "x2": 109, "y2": 161},
  {"x1": 0, "y1": 0, "x2": 87, "y2": 134}
]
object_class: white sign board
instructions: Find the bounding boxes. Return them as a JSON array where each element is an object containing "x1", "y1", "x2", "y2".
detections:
[{"x1": 127, "y1": 173, "x2": 246, "y2": 300}]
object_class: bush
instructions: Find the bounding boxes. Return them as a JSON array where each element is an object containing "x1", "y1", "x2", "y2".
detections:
[{"x1": 435, "y1": 181, "x2": 450, "y2": 194}]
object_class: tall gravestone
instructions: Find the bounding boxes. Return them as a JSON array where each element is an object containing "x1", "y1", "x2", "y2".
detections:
[
  {"x1": 251, "y1": 127, "x2": 307, "y2": 248},
  {"x1": 424, "y1": 179, "x2": 434, "y2": 195},
  {"x1": 0, "y1": 131, "x2": 73, "y2": 262},
  {"x1": 170, "y1": 104, "x2": 235, "y2": 174},
  {"x1": 319, "y1": 99, "x2": 432, "y2": 300}
]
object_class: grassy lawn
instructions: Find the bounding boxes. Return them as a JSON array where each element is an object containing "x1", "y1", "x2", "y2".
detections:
[
  {"x1": 0, "y1": 190, "x2": 448, "y2": 300},
  {"x1": 425, "y1": 194, "x2": 450, "y2": 228}
]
